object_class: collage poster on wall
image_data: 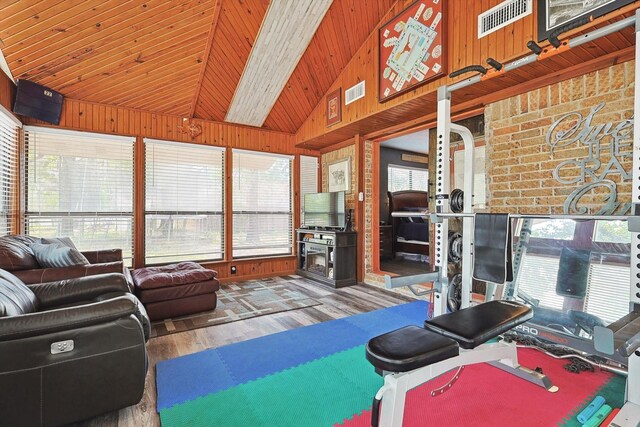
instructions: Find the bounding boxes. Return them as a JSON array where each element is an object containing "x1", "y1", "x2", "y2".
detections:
[
  {"x1": 538, "y1": 0, "x2": 634, "y2": 41},
  {"x1": 378, "y1": 0, "x2": 445, "y2": 103}
]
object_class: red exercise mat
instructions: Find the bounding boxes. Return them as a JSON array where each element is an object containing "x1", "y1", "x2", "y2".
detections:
[{"x1": 338, "y1": 348, "x2": 618, "y2": 427}]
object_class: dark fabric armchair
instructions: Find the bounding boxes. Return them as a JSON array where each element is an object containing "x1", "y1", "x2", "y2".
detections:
[{"x1": 0, "y1": 269, "x2": 150, "y2": 427}]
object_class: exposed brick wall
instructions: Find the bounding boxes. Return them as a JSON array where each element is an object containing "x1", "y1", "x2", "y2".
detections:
[
  {"x1": 363, "y1": 140, "x2": 384, "y2": 286},
  {"x1": 486, "y1": 61, "x2": 634, "y2": 214}
]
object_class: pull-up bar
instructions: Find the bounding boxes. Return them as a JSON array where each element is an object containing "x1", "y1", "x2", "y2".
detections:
[
  {"x1": 448, "y1": 15, "x2": 637, "y2": 94},
  {"x1": 390, "y1": 211, "x2": 630, "y2": 222}
]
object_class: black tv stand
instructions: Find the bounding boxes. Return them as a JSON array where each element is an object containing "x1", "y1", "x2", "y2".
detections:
[{"x1": 296, "y1": 228, "x2": 356, "y2": 288}]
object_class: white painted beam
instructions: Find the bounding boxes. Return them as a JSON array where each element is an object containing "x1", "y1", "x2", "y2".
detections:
[{"x1": 225, "y1": 0, "x2": 333, "y2": 127}]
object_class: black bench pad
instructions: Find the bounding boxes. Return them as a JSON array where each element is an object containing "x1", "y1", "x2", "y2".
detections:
[
  {"x1": 425, "y1": 300, "x2": 532, "y2": 349},
  {"x1": 366, "y1": 326, "x2": 459, "y2": 372}
]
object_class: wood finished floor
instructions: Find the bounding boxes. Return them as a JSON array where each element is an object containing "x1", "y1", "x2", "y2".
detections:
[{"x1": 71, "y1": 277, "x2": 416, "y2": 427}]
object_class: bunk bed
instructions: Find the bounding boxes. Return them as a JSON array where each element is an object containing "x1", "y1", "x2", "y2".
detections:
[{"x1": 387, "y1": 190, "x2": 429, "y2": 257}]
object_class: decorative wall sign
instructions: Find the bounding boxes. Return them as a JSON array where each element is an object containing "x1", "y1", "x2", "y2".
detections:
[
  {"x1": 546, "y1": 102, "x2": 633, "y2": 215},
  {"x1": 537, "y1": 0, "x2": 634, "y2": 42},
  {"x1": 328, "y1": 157, "x2": 351, "y2": 193},
  {"x1": 378, "y1": 0, "x2": 445, "y2": 103},
  {"x1": 178, "y1": 118, "x2": 203, "y2": 138},
  {"x1": 326, "y1": 88, "x2": 341, "y2": 127}
]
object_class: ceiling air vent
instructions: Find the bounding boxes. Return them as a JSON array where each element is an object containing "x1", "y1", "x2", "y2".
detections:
[
  {"x1": 345, "y1": 81, "x2": 365, "y2": 105},
  {"x1": 478, "y1": 0, "x2": 531, "y2": 39}
]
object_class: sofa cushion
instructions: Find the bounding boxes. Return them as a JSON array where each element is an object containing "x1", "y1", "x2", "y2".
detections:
[
  {"x1": 31, "y1": 242, "x2": 90, "y2": 268},
  {"x1": 0, "y1": 269, "x2": 38, "y2": 317},
  {"x1": 12, "y1": 261, "x2": 125, "y2": 285},
  {"x1": 132, "y1": 262, "x2": 217, "y2": 290},
  {"x1": 40, "y1": 236, "x2": 78, "y2": 250},
  {"x1": 0, "y1": 235, "x2": 40, "y2": 271}
]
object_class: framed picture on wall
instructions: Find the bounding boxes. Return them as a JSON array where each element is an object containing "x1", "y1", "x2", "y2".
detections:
[
  {"x1": 328, "y1": 157, "x2": 351, "y2": 193},
  {"x1": 378, "y1": 0, "x2": 446, "y2": 103},
  {"x1": 537, "y1": 0, "x2": 635, "y2": 42},
  {"x1": 326, "y1": 88, "x2": 341, "y2": 127}
]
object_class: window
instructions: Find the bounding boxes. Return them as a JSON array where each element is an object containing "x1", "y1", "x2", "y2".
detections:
[
  {"x1": 518, "y1": 255, "x2": 564, "y2": 310},
  {"x1": 145, "y1": 139, "x2": 224, "y2": 264},
  {"x1": 300, "y1": 155, "x2": 318, "y2": 222},
  {"x1": 0, "y1": 106, "x2": 19, "y2": 236},
  {"x1": 453, "y1": 145, "x2": 486, "y2": 209},
  {"x1": 233, "y1": 150, "x2": 293, "y2": 258},
  {"x1": 388, "y1": 165, "x2": 428, "y2": 192},
  {"x1": 585, "y1": 263, "x2": 631, "y2": 324},
  {"x1": 517, "y1": 218, "x2": 632, "y2": 327},
  {"x1": 593, "y1": 220, "x2": 630, "y2": 243},
  {"x1": 530, "y1": 219, "x2": 576, "y2": 240},
  {"x1": 24, "y1": 127, "x2": 134, "y2": 263}
]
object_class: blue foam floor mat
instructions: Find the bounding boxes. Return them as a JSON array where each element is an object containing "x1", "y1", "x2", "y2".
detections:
[{"x1": 156, "y1": 300, "x2": 427, "y2": 411}]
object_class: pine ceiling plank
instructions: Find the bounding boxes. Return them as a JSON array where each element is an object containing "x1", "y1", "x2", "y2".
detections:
[
  {"x1": 97, "y1": 58, "x2": 203, "y2": 105},
  {"x1": 225, "y1": 0, "x2": 333, "y2": 127},
  {"x1": 8, "y1": 0, "x2": 200, "y2": 76},
  {"x1": 189, "y1": 0, "x2": 222, "y2": 118},
  {"x1": 42, "y1": 18, "x2": 212, "y2": 91},
  {"x1": 5, "y1": 1, "x2": 155, "y2": 74},
  {"x1": 4, "y1": 0, "x2": 152, "y2": 70},
  {"x1": 1, "y1": 0, "x2": 110, "y2": 45},
  {"x1": 0, "y1": 0, "x2": 68, "y2": 32},
  {"x1": 263, "y1": 0, "x2": 394, "y2": 133},
  {"x1": 65, "y1": 42, "x2": 206, "y2": 102},
  {"x1": 1, "y1": 0, "x2": 216, "y2": 115},
  {"x1": 193, "y1": 0, "x2": 270, "y2": 122}
]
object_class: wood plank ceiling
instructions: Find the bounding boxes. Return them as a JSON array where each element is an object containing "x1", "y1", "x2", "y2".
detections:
[
  {"x1": 0, "y1": 0, "x2": 394, "y2": 133},
  {"x1": 224, "y1": 0, "x2": 333, "y2": 127}
]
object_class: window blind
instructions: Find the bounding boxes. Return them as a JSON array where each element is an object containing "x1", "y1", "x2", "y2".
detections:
[
  {"x1": 24, "y1": 127, "x2": 134, "y2": 264},
  {"x1": 232, "y1": 149, "x2": 293, "y2": 258},
  {"x1": 0, "y1": 107, "x2": 19, "y2": 236},
  {"x1": 518, "y1": 254, "x2": 564, "y2": 310},
  {"x1": 388, "y1": 164, "x2": 428, "y2": 192},
  {"x1": 145, "y1": 139, "x2": 224, "y2": 264},
  {"x1": 584, "y1": 263, "x2": 631, "y2": 324},
  {"x1": 300, "y1": 155, "x2": 318, "y2": 220}
]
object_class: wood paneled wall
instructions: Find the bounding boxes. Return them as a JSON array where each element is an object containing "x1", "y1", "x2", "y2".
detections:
[
  {"x1": 296, "y1": 1, "x2": 639, "y2": 149},
  {"x1": 0, "y1": 71, "x2": 14, "y2": 111},
  {"x1": 23, "y1": 97, "x2": 318, "y2": 281},
  {"x1": 25, "y1": 98, "x2": 317, "y2": 155}
]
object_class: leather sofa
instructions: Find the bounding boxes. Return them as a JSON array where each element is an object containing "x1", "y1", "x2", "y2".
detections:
[
  {"x1": 0, "y1": 234, "x2": 134, "y2": 289},
  {"x1": 0, "y1": 269, "x2": 150, "y2": 427}
]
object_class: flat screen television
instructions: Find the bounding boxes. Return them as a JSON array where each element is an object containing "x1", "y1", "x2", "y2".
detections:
[{"x1": 303, "y1": 191, "x2": 345, "y2": 229}]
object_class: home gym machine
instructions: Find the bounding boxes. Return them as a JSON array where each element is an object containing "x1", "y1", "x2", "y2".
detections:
[{"x1": 369, "y1": 10, "x2": 640, "y2": 427}]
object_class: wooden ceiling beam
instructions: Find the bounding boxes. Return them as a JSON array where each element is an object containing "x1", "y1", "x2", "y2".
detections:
[{"x1": 189, "y1": 0, "x2": 222, "y2": 118}]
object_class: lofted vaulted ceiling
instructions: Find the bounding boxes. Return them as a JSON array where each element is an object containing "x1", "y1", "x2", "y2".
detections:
[{"x1": 0, "y1": 0, "x2": 394, "y2": 133}]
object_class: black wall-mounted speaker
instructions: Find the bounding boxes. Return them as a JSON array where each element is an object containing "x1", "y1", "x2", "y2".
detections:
[{"x1": 13, "y1": 79, "x2": 63, "y2": 125}]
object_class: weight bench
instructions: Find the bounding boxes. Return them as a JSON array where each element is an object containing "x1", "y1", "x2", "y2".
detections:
[
  {"x1": 594, "y1": 308, "x2": 640, "y2": 426},
  {"x1": 366, "y1": 300, "x2": 548, "y2": 427}
]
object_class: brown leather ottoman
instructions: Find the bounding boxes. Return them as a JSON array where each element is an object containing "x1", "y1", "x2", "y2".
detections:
[{"x1": 132, "y1": 262, "x2": 220, "y2": 321}]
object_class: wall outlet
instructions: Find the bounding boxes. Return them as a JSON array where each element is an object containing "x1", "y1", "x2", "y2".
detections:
[{"x1": 231, "y1": 265, "x2": 237, "y2": 274}]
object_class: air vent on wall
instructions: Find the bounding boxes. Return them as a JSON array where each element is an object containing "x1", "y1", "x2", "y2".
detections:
[
  {"x1": 478, "y1": 0, "x2": 532, "y2": 39},
  {"x1": 345, "y1": 81, "x2": 365, "y2": 105}
]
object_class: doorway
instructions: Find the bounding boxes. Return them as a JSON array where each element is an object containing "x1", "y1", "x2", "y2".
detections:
[{"x1": 377, "y1": 129, "x2": 430, "y2": 275}]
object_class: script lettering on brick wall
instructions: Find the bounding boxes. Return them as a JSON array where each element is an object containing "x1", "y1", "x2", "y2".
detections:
[{"x1": 546, "y1": 102, "x2": 633, "y2": 215}]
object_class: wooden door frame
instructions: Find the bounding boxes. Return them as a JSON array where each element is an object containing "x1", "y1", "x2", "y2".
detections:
[{"x1": 369, "y1": 109, "x2": 486, "y2": 277}]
